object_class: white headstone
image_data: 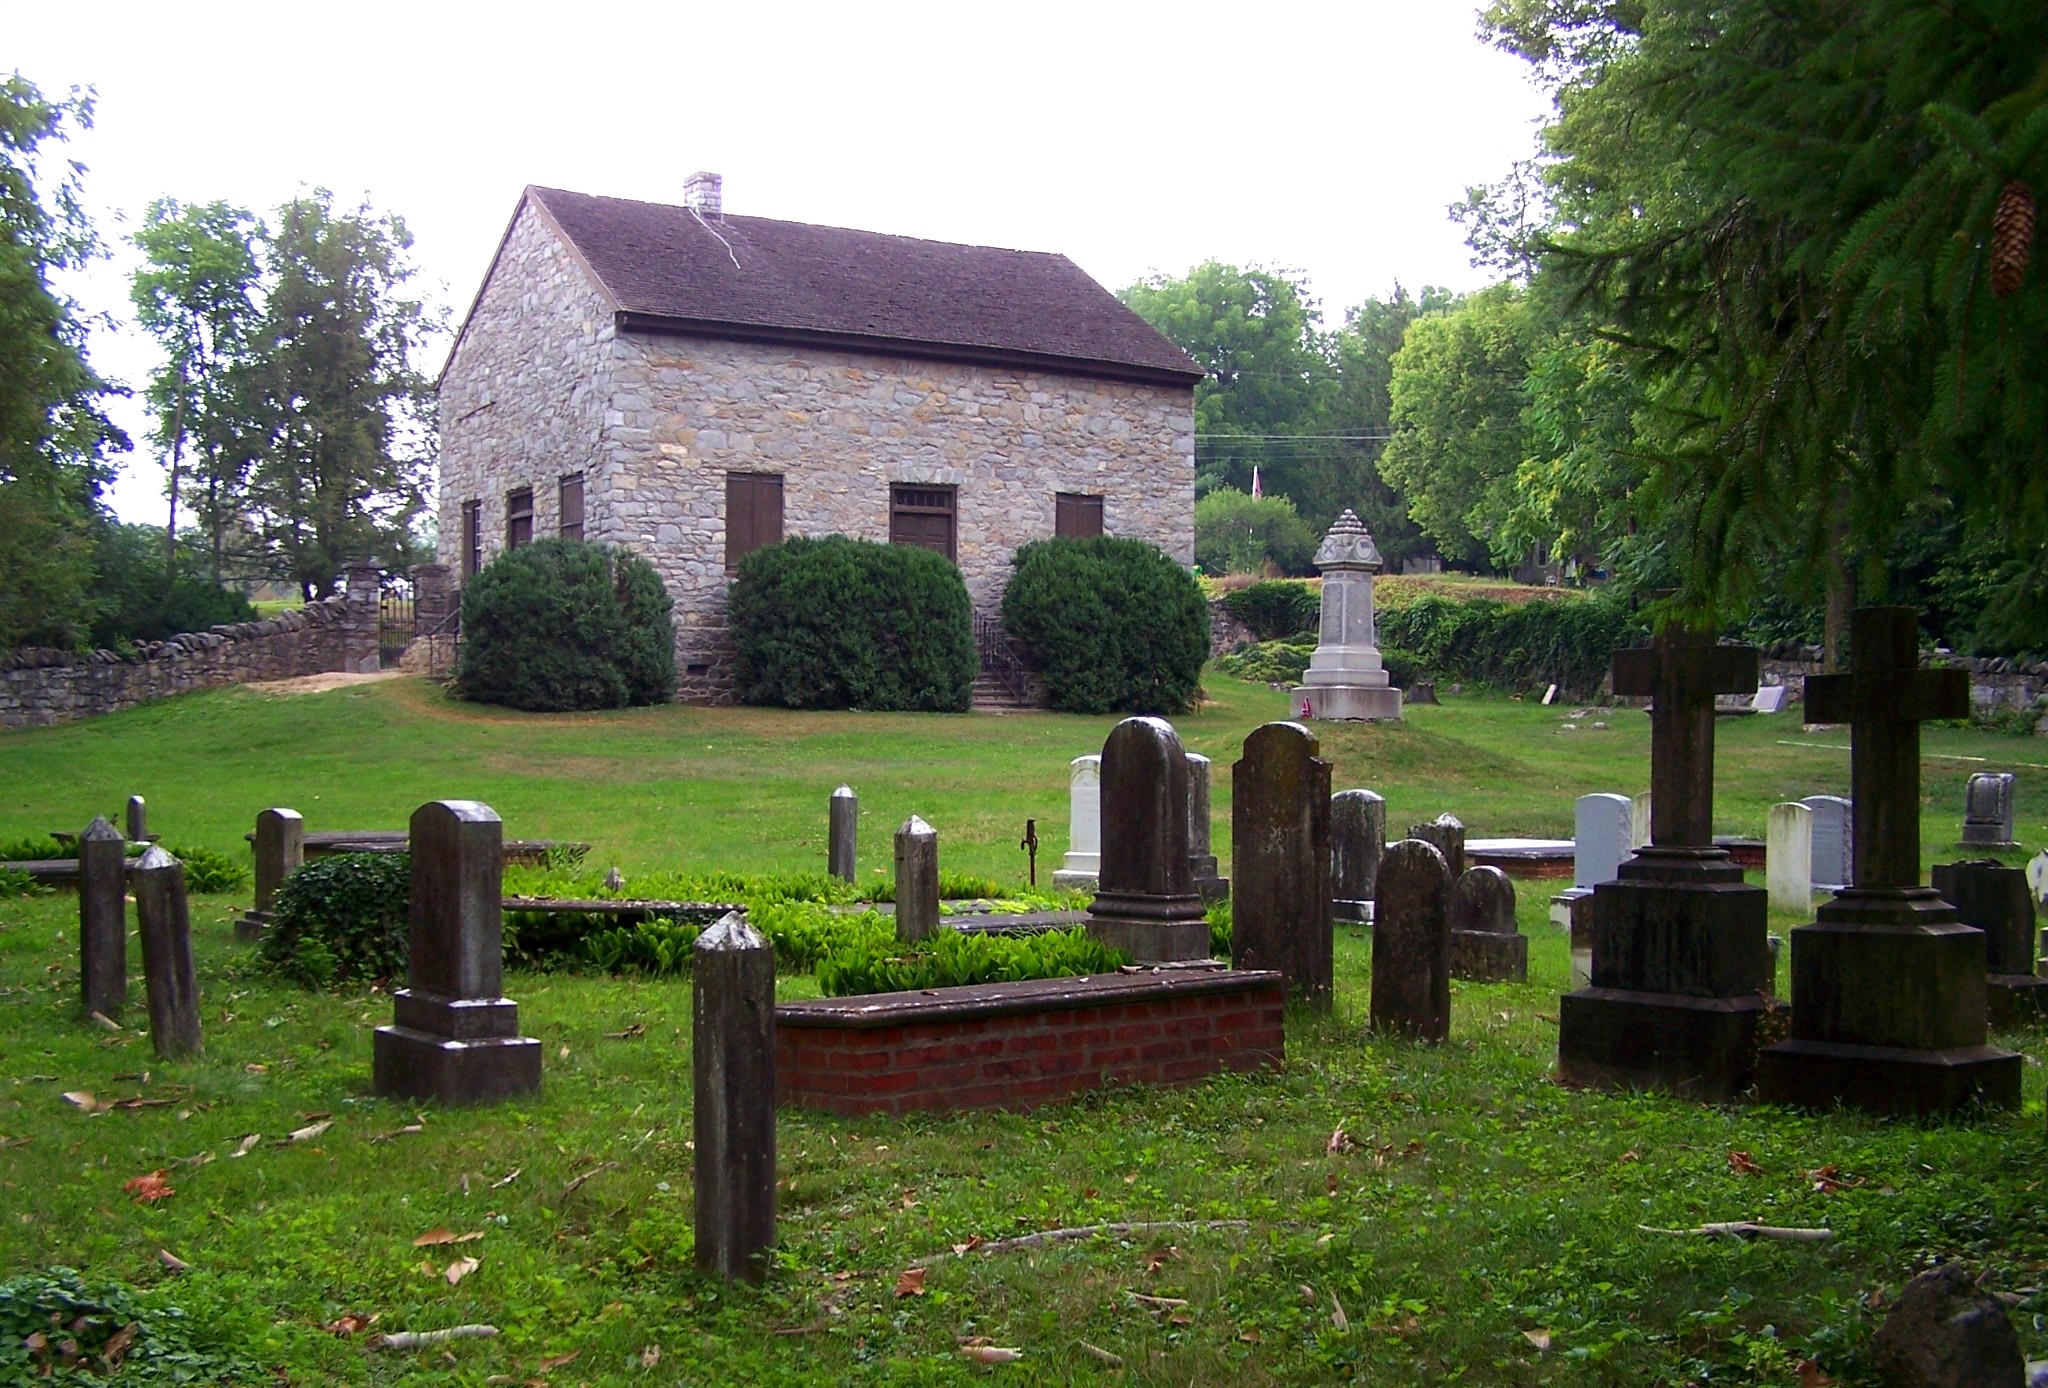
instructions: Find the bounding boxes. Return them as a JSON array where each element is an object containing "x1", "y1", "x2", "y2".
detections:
[
  {"x1": 1753, "y1": 685, "x2": 1787, "y2": 714},
  {"x1": 1803, "y1": 795, "x2": 1853, "y2": 892},
  {"x1": 1767, "y1": 802, "x2": 1814, "y2": 914},
  {"x1": 1051, "y1": 755, "x2": 1102, "y2": 890},
  {"x1": 1629, "y1": 792, "x2": 1652, "y2": 850},
  {"x1": 2029, "y1": 849, "x2": 2048, "y2": 911},
  {"x1": 1542, "y1": 683, "x2": 1558, "y2": 706},
  {"x1": 1573, "y1": 793, "x2": 1633, "y2": 889}
]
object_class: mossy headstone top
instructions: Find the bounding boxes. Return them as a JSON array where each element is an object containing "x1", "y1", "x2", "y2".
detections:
[{"x1": 1293, "y1": 511, "x2": 1402, "y2": 722}]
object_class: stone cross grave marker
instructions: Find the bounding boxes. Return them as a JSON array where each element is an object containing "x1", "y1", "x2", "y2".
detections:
[
  {"x1": 1757, "y1": 606, "x2": 2020, "y2": 1114},
  {"x1": 1767, "y1": 803, "x2": 1814, "y2": 913},
  {"x1": 1086, "y1": 718, "x2": 1209, "y2": 963},
  {"x1": 238, "y1": 808, "x2": 304, "y2": 942},
  {"x1": 1330, "y1": 789, "x2": 1385, "y2": 922},
  {"x1": 1962, "y1": 772, "x2": 2019, "y2": 850},
  {"x1": 1803, "y1": 796, "x2": 1853, "y2": 893},
  {"x1": 77, "y1": 816, "x2": 127, "y2": 1021},
  {"x1": 373, "y1": 801, "x2": 542, "y2": 1105},
  {"x1": 1186, "y1": 753, "x2": 1230, "y2": 902},
  {"x1": 1371, "y1": 839, "x2": 1451, "y2": 1041},
  {"x1": 1051, "y1": 755, "x2": 1102, "y2": 890},
  {"x1": 1408, "y1": 814, "x2": 1465, "y2": 879},
  {"x1": 132, "y1": 847, "x2": 201, "y2": 1060},
  {"x1": 126, "y1": 795, "x2": 148, "y2": 843},
  {"x1": 694, "y1": 910, "x2": 776, "y2": 1283},
  {"x1": 1931, "y1": 860, "x2": 2047, "y2": 1026},
  {"x1": 1574, "y1": 794, "x2": 1632, "y2": 889},
  {"x1": 828, "y1": 786, "x2": 858, "y2": 882},
  {"x1": 1558, "y1": 626, "x2": 1771, "y2": 1099},
  {"x1": 894, "y1": 817, "x2": 940, "y2": 944},
  {"x1": 1448, "y1": 865, "x2": 1526, "y2": 982},
  {"x1": 1230, "y1": 722, "x2": 1333, "y2": 1003}
]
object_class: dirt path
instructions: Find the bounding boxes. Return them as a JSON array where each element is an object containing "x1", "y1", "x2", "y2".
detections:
[{"x1": 243, "y1": 670, "x2": 408, "y2": 697}]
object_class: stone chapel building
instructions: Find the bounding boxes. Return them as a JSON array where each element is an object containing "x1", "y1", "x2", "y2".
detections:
[{"x1": 436, "y1": 173, "x2": 1202, "y2": 702}]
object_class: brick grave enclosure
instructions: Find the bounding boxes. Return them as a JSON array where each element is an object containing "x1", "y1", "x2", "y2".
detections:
[{"x1": 775, "y1": 969, "x2": 1287, "y2": 1116}]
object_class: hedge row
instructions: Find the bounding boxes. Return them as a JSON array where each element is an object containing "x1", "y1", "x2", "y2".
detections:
[{"x1": 1375, "y1": 594, "x2": 1646, "y2": 697}]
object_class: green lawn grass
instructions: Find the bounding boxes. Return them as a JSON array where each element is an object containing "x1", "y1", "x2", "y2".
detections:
[{"x1": 1, "y1": 674, "x2": 2045, "y2": 1385}]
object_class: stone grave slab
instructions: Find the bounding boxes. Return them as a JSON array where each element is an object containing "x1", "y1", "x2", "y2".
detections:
[
  {"x1": 1051, "y1": 755, "x2": 1101, "y2": 891},
  {"x1": 1330, "y1": 789, "x2": 1384, "y2": 922},
  {"x1": 1932, "y1": 859, "x2": 2048, "y2": 1027},
  {"x1": 1230, "y1": 722, "x2": 1333, "y2": 1003},
  {"x1": 1767, "y1": 803, "x2": 1814, "y2": 914},
  {"x1": 1371, "y1": 839, "x2": 1451, "y2": 1041},
  {"x1": 1448, "y1": 865, "x2": 1526, "y2": 982},
  {"x1": 1186, "y1": 753, "x2": 1230, "y2": 903},
  {"x1": 1803, "y1": 795, "x2": 1852, "y2": 893},
  {"x1": 1962, "y1": 771, "x2": 2019, "y2": 850},
  {"x1": 1086, "y1": 719, "x2": 1210, "y2": 963}
]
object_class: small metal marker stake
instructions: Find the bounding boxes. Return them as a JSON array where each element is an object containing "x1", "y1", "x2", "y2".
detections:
[{"x1": 1020, "y1": 818, "x2": 1038, "y2": 887}]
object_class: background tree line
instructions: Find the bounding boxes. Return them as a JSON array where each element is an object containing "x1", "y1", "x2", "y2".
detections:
[{"x1": 0, "y1": 74, "x2": 437, "y2": 653}]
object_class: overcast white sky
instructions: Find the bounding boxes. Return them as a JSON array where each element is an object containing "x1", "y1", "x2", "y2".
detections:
[{"x1": 15, "y1": 1, "x2": 1552, "y2": 526}]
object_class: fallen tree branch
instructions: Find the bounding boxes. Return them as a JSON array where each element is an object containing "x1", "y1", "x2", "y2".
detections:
[
  {"x1": 1638, "y1": 1222, "x2": 1832, "y2": 1242},
  {"x1": 915, "y1": 1220, "x2": 1250, "y2": 1267},
  {"x1": 370, "y1": 1325, "x2": 498, "y2": 1350}
]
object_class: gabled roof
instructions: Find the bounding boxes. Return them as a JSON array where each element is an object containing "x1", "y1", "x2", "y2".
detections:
[{"x1": 512, "y1": 185, "x2": 1203, "y2": 387}]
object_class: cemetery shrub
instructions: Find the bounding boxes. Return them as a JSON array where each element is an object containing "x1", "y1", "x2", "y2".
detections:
[
  {"x1": 262, "y1": 852, "x2": 411, "y2": 987},
  {"x1": 1222, "y1": 580, "x2": 1320, "y2": 640},
  {"x1": 456, "y1": 538, "x2": 677, "y2": 713},
  {"x1": 1376, "y1": 594, "x2": 1645, "y2": 698},
  {"x1": 813, "y1": 925, "x2": 1126, "y2": 997},
  {"x1": 0, "y1": 1266, "x2": 256, "y2": 1385},
  {"x1": 1002, "y1": 537, "x2": 1210, "y2": 714},
  {"x1": 728, "y1": 536, "x2": 975, "y2": 712},
  {"x1": 1215, "y1": 638, "x2": 1315, "y2": 685},
  {"x1": 162, "y1": 843, "x2": 249, "y2": 894},
  {"x1": 0, "y1": 835, "x2": 66, "y2": 862}
]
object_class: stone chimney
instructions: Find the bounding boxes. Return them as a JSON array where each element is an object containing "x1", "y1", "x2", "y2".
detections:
[{"x1": 684, "y1": 171, "x2": 723, "y2": 219}]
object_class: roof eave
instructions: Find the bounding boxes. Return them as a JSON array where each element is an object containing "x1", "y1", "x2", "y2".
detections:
[{"x1": 612, "y1": 311, "x2": 1205, "y2": 389}]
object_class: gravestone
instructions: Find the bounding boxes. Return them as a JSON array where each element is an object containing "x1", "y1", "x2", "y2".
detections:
[
  {"x1": 373, "y1": 801, "x2": 542, "y2": 1105},
  {"x1": 1766, "y1": 803, "x2": 1814, "y2": 914},
  {"x1": 1085, "y1": 718, "x2": 1210, "y2": 963},
  {"x1": 1370, "y1": 839, "x2": 1451, "y2": 1041},
  {"x1": 1574, "y1": 794, "x2": 1632, "y2": 888},
  {"x1": 1961, "y1": 771, "x2": 2019, "y2": 850},
  {"x1": 693, "y1": 910, "x2": 776, "y2": 1283},
  {"x1": 828, "y1": 786, "x2": 857, "y2": 882},
  {"x1": 1558, "y1": 626, "x2": 1774, "y2": 1099},
  {"x1": 1753, "y1": 685, "x2": 1787, "y2": 714},
  {"x1": 1448, "y1": 865, "x2": 1526, "y2": 982},
  {"x1": 1757, "y1": 606, "x2": 2021, "y2": 1115},
  {"x1": 126, "y1": 795, "x2": 148, "y2": 844},
  {"x1": 894, "y1": 817, "x2": 940, "y2": 944},
  {"x1": 1804, "y1": 795, "x2": 1853, "y2": 893},
  {"x1": 1051, "y1": 755, "x2": 1102, "y2": 891},
  {"x1": 1330, "y1": 789, "x2": 1385, "y2": 923},
  {"x1": 1292, "y1": 510, "x2": 1403, "y2": 721},
  {"x1": 2031, "y1": 849, "x2": 2048, "y2": 910},
  {"x1": 132, "y1": 847, "x2": 201, "y2": 1060},
  {"x1": 1630, "y1": 793, "x2": 1652, "y2": 850},
  {"x1": 1408, "y1": 814, "x2": 1465, "y2": 879},
  {"x1": 237, "y1": 807, "x2": 304, "y2": 942},
  {"x1": 1406, "y1": 680, "x2": 1439, "y2": 706},
  {"x1": 1230, "y1": 723, "x2": 1333, "y2": 1003},
  {"x1": 1186, "y1": 753, "x2": 1230, "y2": 902},
  {"x1": 1931, "y1": 860, "x2": 2047, "y2": 1027},
  {"x1": 77, "y1": 816, "x2": 127, "y2": 1020}
]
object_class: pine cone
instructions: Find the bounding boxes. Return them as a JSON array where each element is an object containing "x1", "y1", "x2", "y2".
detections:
[{"x1": 1992, "y1": 179, "x2": 2034, "y2": 298}]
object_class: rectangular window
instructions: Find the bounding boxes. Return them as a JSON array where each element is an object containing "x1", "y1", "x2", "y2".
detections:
[
  {"x1": 559, "y1": 473, "x2": 585, "y2": 542},
  {"x1": 725, "y1": 472, "x2": 785, "y2": 568},
  {"x1": 506, "y1": 487, "x2": 534, "y2": 549},
  {"x1": 462, "y1": 500, "x2": 482, "y2": 578},
  {"x1": 890, "y1": 484, "x2": 957, "y2": 561},
  {"x1": 1055, "y1": 492, "x2": 1104, "y2": 539}
]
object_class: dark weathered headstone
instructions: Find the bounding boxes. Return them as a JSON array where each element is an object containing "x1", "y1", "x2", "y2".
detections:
[
  {"x1": 1961, "y1": 771, "x2": 2019, "y2": 850},
  {"x1": 1370, "y1": 839, "x2": 1451, "y2": 1042},
  {"x1": 1230, "y1": 722, "x2": 1333, "y2": 1003},
  {"x1": 1330, "y1": 789, "x2": 1385, "y2": 922},
  {"x1": 1086, "y1": 717, "x2": 1210, "y2": 963},
  {"x1": 77, "y1": 816, "x2": 127, "y2": 1020},
  {"x1": 126, "y1": 795, "x2": 148, "y2": 844},
  {"x1": 828, "y1": 786, "x2": 857, "y2": 883},
  {"x1": 1186, "y1": 753, "x2": 1230, "y2": 903},
  {"x1": 373, "y1": 801, "x2": 542, "y2": 1105},
  {"x1": 1868, "y1": 1263, "x2": 2024, "y2": 1388},
  {"x1": 1408, "y1": 814, "x2": 1465, "y2": 879},
  {"x1": 131, "y1": 847, "x2": 201, "y2": 1060},
  {"x1": 1757, "y1": 607, "x2": 2021, "y2": 1115},
  {"x1": 1448, "y1": 865, "x2": 1526, "y2": 983},
  {"x1": 1558, "y1": 625, "x2": 1775, "y2": 1099},
  {"x1": 894, "y1": 816, "x2": 939, "y2": 943},
  {"x1": 1932, "y1": 860, "x2": 2047, "y2": 1027},
  {"x1": 237, "y1": 807, "x2": 304, "y2": 942},
  {"x1": 693, "y1": 910, "x2": 776, "y2": 1283}
]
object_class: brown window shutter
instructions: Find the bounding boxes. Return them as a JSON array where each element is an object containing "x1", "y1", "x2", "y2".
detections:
[
  {"x1": 1055, "y1": 492, "x2": 1103, "y2": 539},
  {"x1": 726, "y1": 473, "x2": 785, "y2": 568},
  {"x1": 559, "y1": 473, "x2": 584, "y2": 541}
]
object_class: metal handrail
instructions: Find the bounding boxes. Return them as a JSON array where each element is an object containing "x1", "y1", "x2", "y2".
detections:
[{"x1": 974, "y1": 613, "x2": 1034, "y2": 705}]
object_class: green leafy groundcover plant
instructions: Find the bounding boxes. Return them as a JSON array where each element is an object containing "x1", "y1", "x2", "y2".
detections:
[
  {"x1": 0, "y1": 1267, "x2": 255, "y2": 1384},
  {"x1": 1376, "y1": 593, "x2": 1645, "y2": 698},
  {"x1": 1222, "y1": 580, "x2": 1320, "y2": 641},
  {"x1": 1215, "y1": 639, "x2": 1419, "y2": 690},
  {"x1": 161, "y1": 843, "x2": 248, "y2": 894},
  {"x1": 814, "y1": 926, "x2": 1127, "y2": 997},
  {"x1": 1002, "y1": 537, "x2": 1209, "y2": 714},
  {"x1": 262, "y1": 852, "x2": 410, "y2": 987},
  {"x1": 728, "y1": 535, "x2": 975, "y2": 712},
  {"x1": 456, "y1": 537, "x2": 676, "y2": 712}
]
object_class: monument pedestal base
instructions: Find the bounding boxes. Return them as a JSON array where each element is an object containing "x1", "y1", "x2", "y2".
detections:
[
  {"x1": 1331, "y1": 898, "x2": 1373, "y2": 924},
  {"x1": 1558, "y1": 988, "x2": 1776, "y2": 1099},
  {"x1": 1293, "y1": 684, "x2": 1403, "y2": 721},
  {"x1": 1086, "y1": 891, "x2": 1211, "y2": 964},
  {"x1": 1988, "y1": 973, "x2": 2048, "y2": 1029},
  {"x1": 1756, "y1": 1039, "x2": 2020, "y2": 1115},
  {"x1": 234, "y1": 910, "x2": 271, "y2": 943},
  {"x1": 1051, "y1": 869, "x2": 1098, "y2": 892},
  {"x1": 372, "y1": 987, "x2": 541, "y2": 1105},
  {"x1": 1193, "y1": 873, "x2": 1231, "y2": 904},
  {"x1": 1449, "y1": 930, "x2": 1526, "y2": 982}
]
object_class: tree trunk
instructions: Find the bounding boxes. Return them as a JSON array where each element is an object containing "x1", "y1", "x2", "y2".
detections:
[{"x1": 1822, "y1": 486, "x2": 1853, "y2": 673}]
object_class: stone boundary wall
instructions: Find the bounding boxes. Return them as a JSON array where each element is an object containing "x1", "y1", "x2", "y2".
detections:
[
  {"x1": 0, "y1": 587, "x2": 380, "y2": 731},
  {"x1": 775, "y1": 970, "x2": 1285, "y2": 1116},
  {"x1": 1208, "y1": 599, "x2": 1257, "y2": 657},
  {"x1": 1759, "y1": 652, "x2": 2047, "y2": 718}
]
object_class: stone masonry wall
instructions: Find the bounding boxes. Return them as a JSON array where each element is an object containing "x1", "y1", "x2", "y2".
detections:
[{"x1": 0, "y1": 593, "x2": 377, "y2": 731}]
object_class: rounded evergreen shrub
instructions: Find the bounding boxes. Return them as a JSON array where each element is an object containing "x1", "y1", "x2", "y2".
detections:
[
  {"x1": 261, "y1": 852, "x2": 410, "y2": 988},
  {"x1": 728, "y1": 535, "x2": 974, "y2": 712},
  {"x1": 1002, "y1": 537, "x2": 1210, "y2": 714},
  {"x1": 456, "y1": 538, "x2": 676, "y2": 712}
]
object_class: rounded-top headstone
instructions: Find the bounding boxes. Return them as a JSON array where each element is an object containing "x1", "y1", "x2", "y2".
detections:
[
  {"x1": 1371, "y1": 838, "x2": 1452, "y2": 1042},
  {"x1": 1097, "y1": 717, "x2": 1194, "y2": 897},
  {"x1": 1449, "y1": 865, "x2": 1517, "y2": 934},
  {"x1": 1331, "y1": 789, "x2": 1386, "y2": 903}
]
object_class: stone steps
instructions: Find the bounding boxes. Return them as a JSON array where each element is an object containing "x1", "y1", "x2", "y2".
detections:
[{"x1": 970, "y1": 675, "x2": 1038, "y2": 713}]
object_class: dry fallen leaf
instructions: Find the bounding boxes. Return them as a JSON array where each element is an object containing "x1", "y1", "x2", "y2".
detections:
[
  {"x1": 156, "y1": 1248, "x2": 190, "y2": 1273},
  {"x1": 62, "y1": 1091, "x2": 102, "y2": 1114},
  {"x1": 1079, "y1": 1342, "x2": 1122, "y2": 1365},
  {"x1": 323, "y1": 1313, "x2": 372, "y2": 1336},
  {"x1": 88, "y1": 1011, "x2": 121, "y2": 1032},
  {"x1": 231, "y1": 1134, "x2": 260, "y2": 1157},
  {"x1": 604, "y1": 1024, "x2": 646, "y2": 1040},
  {"x1": 1728, "y1": 1150, "x2": 1762, "y2": 1176},
  {"x1": 1327, "y1": 1125, "x2": 1356, "y2": 1155},
  {"x1": 950, "y1": 1235, "x2": 984, "y2": 1256},
  {"x1": 444, "y1": 1255, "x2": 480, "y2": 1285},
  {"x1": 1796, "y1": 1359, "x2": 1836, "y2": 1387},
  {"x1": 1616, "y1": 1150, "x2": 1639, "y2": 1164},
  {"x1": 535, "y1": 1348, "x2": 580, "y2": 1371},
  {"x1": 895, "y1": 1267, "x2": 927, "y2": 1297},
  {"x1": 1523, "y1": 1328, "x2": 1553, "y2": 1351},
  {"x1": 1330, "y1": 1292, "x2": 1349, "y2": 1331},
  {"x1": 286, "y1": 1120, "x2": 333, "y2": 1143},
  {"x1": 122, "y1": 1170, "x2": 174, "y2": 1204},
  {"x1": 491, "y1": 1168, "x2": 521, "y2": 1189},
  {"x1": 901, "y1": 1191, "x2": 919, "y2": 1209},
  {"x1": 639, "y1": 1344, "x2": 660, "y2": 1368},
  {"x1": 959, "y1": 1345, "x2": 1022, "y2": 1363}
]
